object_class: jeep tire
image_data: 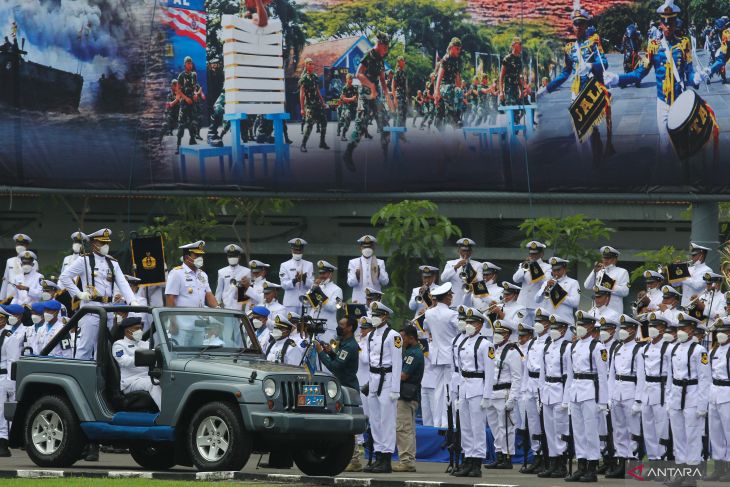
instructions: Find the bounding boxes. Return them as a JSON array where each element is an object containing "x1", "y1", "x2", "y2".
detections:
[
  {"x1": 292, "y1": 434, "x2": 355, "y2": 476},
  {"x1": 130, "y1": 442, "x2": 176, "y2": 470},
  {"x1": 24, "y1": 395, "x2": 85, "y2": 467},
  {"x1": 188, "y1": 401, "x2": 251, "y2": 471}
]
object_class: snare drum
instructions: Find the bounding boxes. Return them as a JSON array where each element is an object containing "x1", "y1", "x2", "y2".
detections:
[{"x1": 667, "y1": 90, "x2": 717, "y2": 159}]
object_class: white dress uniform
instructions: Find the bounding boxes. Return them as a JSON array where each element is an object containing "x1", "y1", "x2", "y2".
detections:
[
  {"x1": 499, "y1": 300, "x2": 527, "y2": 342},
  {"x1": 60, "y1": 252, "x2": 82, "y2": 275},
  {"x1": 448, "y1": 325, "x2": 468, "y2": 424},
  {"x1": 356, "y1": 332, "x2": 372, "y2": 417},
  {"x1": 681, "y1": 260, "x2": 712, "y2": 308},
  {"x1": 608, "y1": 337, "x2": 645, "y2": 460},
  {"x1": 315, "y1": 280, "x2": 343, "y2": 343},
  {"x1": 279, "y1": 258, "x2": 314, "y2": 314},
  {"x1": 112, "y1": 337, "x2": 162, "y2": 409},
  {"x1": 457, "y1": 332, "x2": 495, "y2": 460},
  {"x1": 0, "y1": 323, "x2": 27, "y2": 441},
  {"x1": 59, "y1": 251, "x2": 135, "y2": 360},
  {"x1": 265, "y1": 298, "x2": 286, "y2": 320},
  {"x1": 539, "y1": 333, "x2": 572, "y2": 459},
  {"x1": 534, "y1": 275, "x2": 581, "y2": 322},
  {"x1": 637, "y1": 337, "x2": 673, "y2": 459},
  {"x1": 347, "y1": 256, "x2": 389, "y2": 304},
  {"x1": 1, "y1": 256, "x2": 39, "y2": 302},
  {"x1": 709, "y1": 339, "x2": 730, "y2": 463},
  {"x1": 215, "y1": 263, "x2": 253, "y2": 310},
  {"x1": 566, "y1": 336, "x2": 608, "y2": 461},
  {"x1": 7, "y1": 269, "x2": 44, "y2": 306},
  {"x1": 589, "y1": 304, "x2": 621, "y2": 323},
  {"x1": 522, "y1": 332, "x2": 550, "y2": 455},
  {"x1": 408, "y1": 283, "x2": 436, "y2": 317},
  {"x1": 667, "y1": 336, "x2": 711, "y2": 466},
  {"x1": 419, "y1": 339, "x2": 438, "y2": 427},
  {"x1": 486, "y1": 338, "x2": 523, "y2": 457},
  {"x1": 264, "y1": 335, "x2": 304, "y2": 366},
  {"x1": 700, "y1": 289, "x2": 725, "y2": 321},
  {"x1": 366, "y1": 322, "x2": 402, "y2": 455},
  {"x1": 441, "y1": 259, "x2": 482, "y2": 307},
  {"x1": 645, "y1": 287, "x2": 664, "y2": 312},
  {"x1": 164, "y1": 263, "x2": 212, "y2": 345},
  {"x1": 513, "y1": 259, "x2": 551, "y2": 320},
  {"x1": 35, "y1": 320, "x2": 73, "y2": 358},
  {"x1": 424, "y1": 300, "x2": 459, "y2": 428},
  {"x1": 583, "y1": 265, "x2": 630, "y2": 315}
]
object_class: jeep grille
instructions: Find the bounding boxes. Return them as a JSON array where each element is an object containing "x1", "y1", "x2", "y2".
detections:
[{"x1": 280, "y1": 380, "x2": 327, "y2": 411}]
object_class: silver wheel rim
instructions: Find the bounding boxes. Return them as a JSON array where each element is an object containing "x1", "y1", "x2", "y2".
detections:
[
  {"x1": 31, "y1": 409, "x2": 64, "y2": 455},
  {"x1": 195, "y1": 415, "x2": 230, "y2": 462}
]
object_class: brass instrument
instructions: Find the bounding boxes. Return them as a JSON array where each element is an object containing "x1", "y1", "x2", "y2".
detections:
[
  {"x1": 462, "y1": 282, "x2": 473, "y2": 293},
  {"x1": 521, "y1": 259, "x2": 530, "y2": 270},
  {"x1": 543, "y1": 281, "x2": 556, "y2": 299},
  {"x1": 335, "y1": 296, "x2": 343, "y2": 309},
  {"x1": 415, "y1": 287, "x2": 433, "y2": 305},
  {"x1": 720, "y1": 240, "x2": 730, "y2": 286}
]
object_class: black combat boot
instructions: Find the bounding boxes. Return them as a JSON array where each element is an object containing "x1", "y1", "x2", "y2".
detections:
[
  {"x1": 551, "y1": 454, "x2": 568, "y2": 478},
  {"x1": 468, "y1": 458, "x2": 483, "y2": 477},
  {"x1": 522, "y1": 454, "x2": 544, "y2": 474},
  {"x1": 537, "y1": 457, "x2": 556, "y2": 477},
  {"x1": 343, "y1": 143, "x2": 356, "y2": 171},
  {"x1": 664, "y1": 464, "x2": 684, "y2": 487},
  {"x1": 485, "y1": 451, "x2": 503, "y2": 469},
  {"x1": 704, "y1": 460, "x2": 726, "y2": 481},
  {"x1": 605, "y1": 457, "x2": 626, "y2": 478},
  {"x1": 452, "y1": 458, "x2": 474, "y2": 477},
  {"x1": 565, "y1": 458, "x2": 587, "y2": 482},
  {"x1": 319, "y1": 133, "x2": 329, "y2": 149},
  {"x1": 579, "y1": 460, "x2": 598, "y2": 482},
  {"x1": 300, "y1": 133, "x2": 309, "y2": 153},
  {"x1": 495, "y1": 453, "x2": 513, "y2": 469},
  {"x1": 371, "y1": 452, "x2": 392, "y2": 473},
  {"x1": 362, "y1": 452, "x2": 380, "y2": 473},
  {"x1": 0, "y1": 438, "x2": 11, "y2": 457},
  {"x1": 84, "y1": 443, "x2": 99, "y2": 462}
]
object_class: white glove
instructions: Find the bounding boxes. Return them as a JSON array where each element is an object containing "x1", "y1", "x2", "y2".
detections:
[
  {"x1": 505, "y1": 399, "x2": 515, "y2": 411},
  {"x1": 480, "y1": 398, "x2": 490, "y2": 409},
  {"x1": 77, "y1": 291, "x2": 91, "y2": 301},
  {"x1": 631, "y1": 401, "x2": 642, "y2": 415},
  {"x1": 577, "y1": 63, "x2": 592, "y2": 78},
  {"x1": 693, "y1": 72, "x2": 706, "y2": 86},
  {"x1": 608, "y1": 399, "x2": 615, "y2": 410},
  {"x1": 558, "y1": 402, "x2": 569, "y2": 412},
  {"x1": 603, "y1": 70, "x2": 619, "y2": 88},
  {"x1": 536, "y1": 86, "x2": 547, "y2": 99},
  {"x1": 130, "y1": 299, "x2": 141, "y2": 306},
  {"x1": 696, "y1": 409, "x2": 707, "y2": 419},
  {"x1": 598, "y1": 404, "x2": 609, "y2": 414},
  {"x1": 389, "y1": 392, "x2": 399, "y2": 402}
]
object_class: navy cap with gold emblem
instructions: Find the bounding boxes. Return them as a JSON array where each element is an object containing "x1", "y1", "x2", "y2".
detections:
[
  {"x1": 89, "y1": 228, "x2": 113, "y2": 243},
  {"x1": 180, "y1": 240, "x2": 205, "y2": 254},
  {"x1": 317, "y1": 260, "x2": 337, "y2": 273},
  {"x1": 369, "y1": 301, "x2": 393, "y2": 315},
  {"x1": 288, "y1": 238, "x2": 307, "y2": 249}
]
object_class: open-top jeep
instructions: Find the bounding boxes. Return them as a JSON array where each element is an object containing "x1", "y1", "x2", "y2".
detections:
[{"x1": 5, "y1": 306, "x2": 366, "y2": 474}]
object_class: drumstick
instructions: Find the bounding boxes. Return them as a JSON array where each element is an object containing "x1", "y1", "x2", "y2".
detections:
[{"x1": 690, "y1": 37, "x2": 711, "y2": 94}]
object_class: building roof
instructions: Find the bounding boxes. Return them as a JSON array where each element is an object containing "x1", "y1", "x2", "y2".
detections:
[{"x1": 287, "y1": 36, "x2": 363, "y2": 78}]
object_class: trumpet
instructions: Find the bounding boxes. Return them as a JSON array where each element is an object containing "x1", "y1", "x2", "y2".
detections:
[
  {"x1": 335, "y1": 297, "x2": 343, "y2": 309},
  {"x1": 462, "y1": 282, "x2": 473, "y2": 293},
  {"x1": 543, "y1": 282, "x2": 555, "y2": 299},
  {"x1": 521, "y1": 259, "x2": 531, "y2": 270}
]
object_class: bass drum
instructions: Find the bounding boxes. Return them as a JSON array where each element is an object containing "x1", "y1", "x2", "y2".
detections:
[{"x1": 667, "y1": 90, "x2": 716, "y2": 159}]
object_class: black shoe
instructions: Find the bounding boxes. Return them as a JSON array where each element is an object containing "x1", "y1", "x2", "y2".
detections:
[
  {"x1": 495, "y1": 453, "x2": 513, "y2": 469},
  {"x1": 537, "y1": 457, "x2": 556, "y2": 478},
  {"x1": 551, "y1": 454, "x2": 568, "y2": 478},
  {"x1": 341, "y1": 135, "x2": 348, "y2": 142},
  {"x1": 371, "y1": 452, "x2": 392, "y2": 473},
  {"x1": 485, "y1": 452, "x2": 503, "y2": 469},
  {"x1": 664, "y1": 465, "x2": 684, "y2": 487},
  {"x1": 523, "y1": 455, "x2": 544, "y2": 474},
  {"x1": 364, "y1": 131, "x2": 373, "y2": 139},
  {"x1": 363, "y1": 452, "x2": 381, "y2": 473},
  {"x1": 467, "y1": 458, "x2": 483, "y2": 478},
  {"x1": 319, "y1": 139, "x2": 330, "y2": 150},
  {"x1": 343, "y1": 144, "x2": 356, "y2": 172},
  {"x1": 300, "y1": 144, "x2": 307, "y2": 153},
  {"x1": 605, "y1": 457, "x2": 625, "y2": 479},
  {"x1": 285, "y1": 138, "x2": 293, "y2": 144},
  {"x1": 705, "y1": 460, "x2": 726, "y2": 481},
  {"x1": 84, "y1": 443, "x2": 99, "y2": 462},
  {"x1": 579, "y1": 460, "x2": 598, "y2": 482},
  {"x1": 195, "y1": 134, "x2": 203, "y2": 141},
  {"x1": 0, "y1": 438, "x2": 11, "y2": 457},
  {"x1": 453, "y1": 458, "x2": 474, "y2": 477},
  {"x1": 565, "y1": 458, "x2": 587, "y2": 482}
]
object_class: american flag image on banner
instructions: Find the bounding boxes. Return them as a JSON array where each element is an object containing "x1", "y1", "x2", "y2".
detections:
[{"x1": 160, "y1": 7, "x2": 206, "y2": 48}]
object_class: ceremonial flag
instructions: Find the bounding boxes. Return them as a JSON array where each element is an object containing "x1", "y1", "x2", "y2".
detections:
[{"x1": 160, "y1": 7, "x2": 206, "y2": 49}]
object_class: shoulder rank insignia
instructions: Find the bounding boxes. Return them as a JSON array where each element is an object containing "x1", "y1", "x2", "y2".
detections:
[
  {"x1": 701, "y1": 352, "x2": 709, "y2": 365},
  {"x1": 601, "y1": 349, "x2": 608, "y2": 362},
  {"x1": 394, "y1": 335, "x2": 402, "y2": 349},
  {"x1": 488, "y1": 346, "x2": 495, "y2": 360}
]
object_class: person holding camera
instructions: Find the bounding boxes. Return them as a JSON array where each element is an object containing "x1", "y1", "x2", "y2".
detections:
[
  {"x1": 315, "y1": 316, "x2": 359, "y2": 390},
  {"x1": 393, "y1": 325, "x2": 424, "y2": 472}
]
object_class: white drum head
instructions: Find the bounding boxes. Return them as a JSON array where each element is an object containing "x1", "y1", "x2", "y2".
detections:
[{"x1": 667, "y1": 90, "x2": 697, "y2": 130}]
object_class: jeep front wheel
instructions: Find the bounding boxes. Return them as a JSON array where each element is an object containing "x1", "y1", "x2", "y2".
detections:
[
  {"x1": 292, "y1": 435, "x2": 355, "y2": 476},
  {"x1": 24, "y1": 395, "x2": 85, "y2": 467},
  {"x1": 188, "y1": 401, "x2": 251, "y2": 471}
]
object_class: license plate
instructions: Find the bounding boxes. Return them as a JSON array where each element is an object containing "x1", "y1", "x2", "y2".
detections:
[{"x1": 297, "y1": 384, "x2": 324, "y2": 407}]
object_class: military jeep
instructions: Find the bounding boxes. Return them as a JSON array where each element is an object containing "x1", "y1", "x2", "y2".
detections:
[{"x1": 5, "y1": 306, "x2": 366, "y2": 474}]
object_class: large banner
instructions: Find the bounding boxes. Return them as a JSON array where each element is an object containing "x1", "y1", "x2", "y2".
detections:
[{"x1": 1, "y1": 0, "x2": 728, "y2": 193}]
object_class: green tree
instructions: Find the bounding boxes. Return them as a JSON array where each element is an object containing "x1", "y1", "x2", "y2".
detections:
[
  {"x1": 217, "y1": 198, "x2": 293, "y2": 262},
  {"x1": 518, "y1": 215, "x2": 614, "y2": 268},
  {"x1": 629, "y1": 245, "x2": 687, "y2": 284},
  {"x1": 371, "y1": 200, "x2": 461, "y2": 325}
]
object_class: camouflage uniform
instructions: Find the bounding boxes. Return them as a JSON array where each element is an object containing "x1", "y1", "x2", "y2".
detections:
[
  {"x1": 162, "y1": 87, "x2": 180, "y2": 137},
  {"x1": 420, "y1": 79, "x2": 436, "y2": 129},
  {"x1": 436, "y1": 53, "x2": 463, "y2": 128},
  {"x1": 393, "y1": 67, "x2": 408, "y2": 126},
  {"x1": 299, "y1": 71, "x2": 328, "y2": 149},
  {"x1": 346, "y1": 48, "x2": 390, "y2": 156},
  {"x1": 501, "y1": 52, "x2": 524, "y2": 122},
  {"x1": 176, "y1": 69, "x2": 198, "y2": 149},
  {"x1": 207, "y1": 91, "x2": 229, "y2": 146},
  {"x1": 338, "y1": 84, "x2": 358, "y2": 139}
]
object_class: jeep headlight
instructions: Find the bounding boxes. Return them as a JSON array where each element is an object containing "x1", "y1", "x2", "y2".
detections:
[
  {"x1": 263, "y1": 378, "x2": 276, "y2": 397},
  {"x1": 326, "y1": 380, "x2": 338, "y2": 399}
]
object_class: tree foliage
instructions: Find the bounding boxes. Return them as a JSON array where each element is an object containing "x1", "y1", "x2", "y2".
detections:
[{"x1": 629, "y1": 245, "x2": 687, "y2": 284}]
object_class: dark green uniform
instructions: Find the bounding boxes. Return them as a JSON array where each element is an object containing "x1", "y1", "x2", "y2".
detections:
[
  {"x1": 501, "y1": 52, "x2": 524, "y2": 122},
  {"x1": 176, "y1": 69, "x2": 198, "y2": 148},
  {"x1": 346, "y1": 48, "x2": 390, "y2": 156},
  {"x1": 436, "y1": 53, "x2": 463, "y2": 128},
  {"x1": 162, "y1": 90, "x2": 180, "y2": 137},
  {"x1": 338, "y1": 84, "x2": 358, "y2": 138},
  {"x1": 207, "y1": 91, "x2": 228, "y2": 145},
  {"x1": 299, "y1": 71, "x2": 328, "y2": 148},
  {"x1": 420, "y1": 79, "x2": 436, "y2": 129},
  {"x1": 401, "y1": 343, "x2": 424, "y2": 395},
  {"x1": 318, "y1": 336, "x2": 359, "y2": 390},
  {"x1": 393, "y1": 67, "x2": 408, "y2": 126}
]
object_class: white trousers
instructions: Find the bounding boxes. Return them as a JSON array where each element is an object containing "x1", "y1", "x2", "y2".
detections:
[
  {"x1": 543, "y1": 402, "x2": 569, "y2": 455},
  {"x1": 367, "y1": 378, "x2": 397, "y2": 453},
  {"x1": 571, "y1": 400, "x2": 601, "y2": 460},
  {"x1": 122, "y1": 377, "x2": 162, "y2": 410},
  {"x1": 523, "y1": 392, "x2": 542, "y2": 452},
  {"x1": 76, "y1": 313, "x2": 100, "y2": 360},
  {"x1": 357, "y1": 391, "x2": 369, "y2": 446},
  {"x1": 485, "y1": 397, "x2": 516, "y2": 455},
  {"x1": 0, "y1": 378, "x2": 15, "y2": 439},
  {"x1": 458, "y1": 393, "x2": 487, "y2": 458},
  {"x1": 657, "y1": 99, "x2": 671, "y2": 156},
  {"x1": 668, "y1": 406, "x2": 703, "y2": 465},
  {"x1": 709, "y1": 400, "x2": 730, "y2": 461},
  {"x1": 642, "y1": 403, "x2": 669, "y2": 460},
  {"x1": 432, "y1": 364, "x2": 451, "y2": 428},
  {"x1": 420, "y1": 387, "x2": 436, "y2": 427},
  {"x1": 611, "y1": 398, "x2": 640, "y2": 459}
]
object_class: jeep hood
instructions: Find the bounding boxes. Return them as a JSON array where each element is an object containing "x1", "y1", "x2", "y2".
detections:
[{"x1": 180, "y1": 357, "x2": 311, "y2": 378}]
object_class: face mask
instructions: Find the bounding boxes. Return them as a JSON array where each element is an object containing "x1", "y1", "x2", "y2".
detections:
[
  {"x1": 43, "y1": 312, "x2": 55, "y2": 322},
  {"x1": 131, "y1": 329, "x2": 144, "y2": 342},
  {"x1": 496, "y1": 332, "x2": 509, "y2": 344},
  {"x1": 336, "y1": 327, "x2": 344, "y2": 337},
  {"x1": 292, "y1": 253, "x2": 302, "y2": 261},
  {"x1": 663, "y1": 333, "x2": 675, "y2": 342},
  {"x1": 717, "y1": 332, "x2": 729, "y2": 345},
  {"x1": 648, "y1": 327, "x2": 660, "y2": 339},
  {"x1": 21, "y1": 264, "x2": 32, "y2": 274},
  {"x1": 253, "y1": 275, "x2": 264, "y2": 283},
  {"x1": 72, "y1": 243, "x2": 82, "y2": 253},
  {"x1": 676, "y1": 330, "x2": 689, "y2": 343},
  {"x1": 98, "y1": 244, "x2": 110, "y2": 256},
  {"x1": 465, "y1": 324, "x2": 476, "y2": 336},
  {"x1": 228, "y1": 257, "x2": 239, "y2": 266},
  {"x1": 534, "y1": 322, "x2": 545, "y2": 334},
  {"x1": 457, "y1": 319, "x2": 467, "y2": 332},
  {"x1": 691, "y1": 336, "x2": 699, "y2": 343},
  {"x1": 252, "y1": 318, "x2": 264, "y2": 329},
  {"x1": 320, "y1": 277, "x2": 330, "y2": 286},
  {"x1": 549, "y1": 329, "x2": 561, "y2": 341},
  {"x1": 41, "y1": 292, "x2": 52, "y2": 301},
  {"x1": 15, "y1": 245, "x2": 26, "y2": 255},
  {"x1": 361, "y1": 248, "x2": 374, "y2": 258},
  {"x1": 8, "y1": 316, "x2": 19, "y2": 326},
  {"x1": 618, "y1": 329, "x2": 630, "y2": 341},
  {"x1": 115, "y1": 314, "x2": 124, "y2": 324},
  {"x1": 599, "y1": 330, "x2": 610, "y2": 343},
  {"x1": 271, "y1": 328, "x2": 283, "y2": 340},
  {"x1": 576, "y1": 325, "x2": 588, "y2": 338},
  {"x1": 193, "y1": 257, "x2": 204, "y2": 268},
  {"x1": 31, "y1": 315, "x2": 42, "y2": 324},
  {"x1": 371, "y1": 317, "x2": 383, "y2": 327}
]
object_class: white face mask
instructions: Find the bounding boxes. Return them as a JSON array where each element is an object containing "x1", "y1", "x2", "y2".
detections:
[
  {"x1": 131, "y1": 329, "x2": 144, "y2": 342},
  {"x1": 98, "y1": 244, "x2": 110, "y2": 256},
  {"x1": 8, "y1": 316, "x2": 19, "y2": 326},
  {"x1": 31, "y1": 315, "x2": 42, "y2": 324},
  {"x1": 676, "y1": 330, "x2": 689, "y2": 343},
  {"x1": 43, "y1": 312, "x2": 55, "y2": 322},
  {"x1": 534, "y1": 322, "x2": 545, "y2": 334},
  {"x1": 72, "y1": 243, "x2": 82, "y2": 253},
  {"x1": 691, "y1": 336, "x2": 699, "y2": 343},
  {"x1": 251, "y1": 318, "x2": 262, "y2": 329},
  {"x1": 576, "y1": 325, "x2": 588, "y2": 338},
  {"x1": 15, "y1": 245, "x2": 26, "y2": 255},
  {"x1": 227, "y1": 257, "x2": 240, "y2": 266},
  {"x1": 21, "y1": 264, "x2": 33, "y2": 274},
  {"x1": 292, "y1": 253, "x2": 303, "y2": 261},
  {"x1": 717, "y1": 332, "x2": 729, "y2": 345},
  {"x1": 115, "y1": 314, "x2": 124, "y2": 324},
  {"x1": 361, "y1": 248, "x2": 374, "y2": 258},
  {"x1": 41, "y1": 292, "x2": 52, "y2": 301},
  {"x1": 465, "y1": 324, "x2": 476, "y2": 336},
  {"x1": 457, "y1": 319, "x2": 467, "y2": 332},
  {"x1": 599, "y1": 330, "x2": 611, "y2": 343},
  {"x1": 371, "y1": 316, "x2": 383, "y2": 327},
  {"x1": 618, "y1": 329, "x2": 631, "y2": 341},
  {"x1": 648, "y1": 327, "x2": 660, "y2": 339},
  {"x1": 663, "y1": 332, "x2": 675, "y2": 342},
  {"x1": 496, "y1": 332, "x2": 509, "y2": 345},
  {"x1": 549, "y1": 329, "x2": 561, "y2": 341},
  {"x1": 193, "y1": 257, "x2": 204, "y2": 268},
  {"x1": 271, "y1": 328, "x2": 283, "y2": 340}
]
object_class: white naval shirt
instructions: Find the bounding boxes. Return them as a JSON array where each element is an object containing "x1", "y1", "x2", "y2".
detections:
[
  {"x1": 279, "y1": 258, "x2": 314, "y2": 309},
  {"x1": 408, "y1": 283, "x2": 437, "y2": 317},
  {"x1": 491, "y1": 341, "x2": 523, "y2": 401},
  {"x1": 60, "y1": 253, "x2": 82, "y2": 274},
  {"x1": 522, "y1": 333, "x2": 550, "y2": 396},
  {"x1": 424, "y1": 302, "x2": 459, "y2": 365},
  {"x1": 59, "y1": 253, "x2": 135, "y2": 306},
  {"x1": 699, "y1": 289, "x2": 725, "y2": 321},
  {"x1": 534, "y1": 276, "x2": 580, "y2": 321},
  {"x1": 539, "y1": 335, "x2": 571, "y2": 405},
  {"x1": 710, "y1": 343, "x2": 730, "y2": 405},
  {"x1": 215, "y1": 264, "x2": 252, "y2": 310},
  {"x1": 347, "y1": 256, "x2": 389, "y2": 304},
  {"x1": 314, "y1": 280, "x2": 343, "y2": 335},
  {"x1": 35, "y1": 320, "x2": 73, "y2": 358},
  {"x1": 7, "y1": 270, "x2": 44, "y2": 305},
  {"x1": 112, "y1": 337, "x2": 151, "y2": 390},
  {"x1": 637, "y1": 339, "x2": 673, "y2": 405},
  {"x1": 512, "y1": 259, "x2": 551, "y2": 310},
  {"x1": 0, "y1": 325, "x2": 25, "y2": 379},
  {"x1": 667, "y1": 340, "x2": 710, "y2": 410},
  {"x1": 1, "y1": 256, "x2": 38, "y2": 301},
  {"x1": 608, "y1": 339, "x2": 645, "y2": 401},
  {"x1": 441, "y1": 259, "x2": 482, "y2": 306},
  {"x1": 567, "y1": 337, "x2": 608, "y2": 404},
  {"x1": 456, "y1": 333, "x2": 494, "y2": 399},
  {"x1": 584, "y1": 264, "x2": 630, "y2": 314},
  {"x1": 681, "y1": 261, "x2": 713, "y2": 307},
  {"x1": 366, "y1": 324, "x2": 402, "y2": 394},
  {"x1": 264, "y1": 336, "x2": 304, "y2": 366},
  {"x1": 164, "y1": 264, "x2": 211, "y2": 308}
]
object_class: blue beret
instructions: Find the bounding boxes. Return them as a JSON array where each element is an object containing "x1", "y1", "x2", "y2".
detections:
[
  {"x1": 43, "y1": 300, "x2": 63, "y2": 311},
  {"x1": 31, "y1": 302, "x2": 46, "y2": 314},
  {"x1": 4, "y1": 304, "x2": 25, "y2": 315},
  {"x1": 120, "y1": 317, "x2": 142, "y2": 329},
  {"x1": 252, "y1": 306, "x2": 270, "y2": 317}
]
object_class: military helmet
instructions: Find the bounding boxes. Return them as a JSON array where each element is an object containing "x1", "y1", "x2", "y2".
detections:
[
  {"x1": 448, "y1": 37, "x2": 462, "y2": 48},
  {"x1": 184, "y1": 56, "x2": 193, "y2": 64},
  {"x1": 376, "y1": 32, "x2": 390, "y2": 45}
]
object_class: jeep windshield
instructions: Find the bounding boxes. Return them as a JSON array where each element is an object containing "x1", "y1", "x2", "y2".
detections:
[{"x1": 158, "y1": 309, "x2": 260, "y2": 353}]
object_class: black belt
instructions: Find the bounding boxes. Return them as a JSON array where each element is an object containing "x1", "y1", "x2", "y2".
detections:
[
  {"x1": 493, "y1": 382, "x2": 511, "y2": 391},
  {"x1": 574, "y1": 373, "x2": 598, "y2": 380},
  {"x1": 0, "y1": 368, "x2": 6, "y2": 375},
  {"x1": 615, "y1": 374, "x2": 637, "y2": 383},
  {"x1": 713, "y1": 378, "x2": 730, "y2": 387},
  {"x1": 545, "y1": 375, "x2": 566, "y2": 383},
  {"x1": 90, "y1": 296, "x2": 111, "y2": 303},
  {"x1": 454, "y1": 367, "x2": 459, "y2": 373},
  {"x1": 461, "y1": 371, "x2": 485, "y2": 379},
  {"x1": 673, "y1": 378, "x2": 699, "y2": 409},
  {"x1": 645, "y1": 375, "x2": 666, "y2": 383},
  {"x1": 370, "y1": 366, "x2": 393, "y2": 374},
  {"x1": 529, "y1": 370, "x2": 540, "y2": 378}
]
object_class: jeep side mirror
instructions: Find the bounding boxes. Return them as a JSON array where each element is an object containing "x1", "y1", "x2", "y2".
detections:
[{"x1": 135, "y1": 348, "x2": 157, "y2": 367}]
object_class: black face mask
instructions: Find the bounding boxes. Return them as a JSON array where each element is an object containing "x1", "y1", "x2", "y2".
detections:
[{"x1": 336, "y1": 327, "x2": 344, "y2": 337}]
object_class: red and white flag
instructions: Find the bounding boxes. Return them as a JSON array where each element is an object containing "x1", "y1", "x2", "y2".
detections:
[{"x1": 160, "y1": 7, "x2": 206, "y2": 48}]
